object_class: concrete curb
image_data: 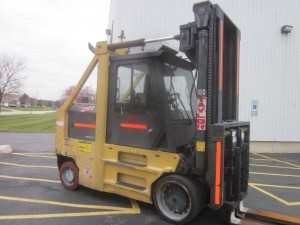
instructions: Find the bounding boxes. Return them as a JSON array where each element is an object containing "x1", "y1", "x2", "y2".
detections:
[{"x1": 0, "y1": 145, "x2": 12, "y2": 154}]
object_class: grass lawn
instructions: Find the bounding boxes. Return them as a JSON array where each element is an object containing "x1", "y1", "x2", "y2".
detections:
[
  {"x1": 0, "y1": 113, "x2": 56, "y2": 133},
  {"x1": 15, "y1": 107, "x2": 56, "y2": 111},
  {"x1": 0, "y1": 108, "x2": 12, "y2": 112}
]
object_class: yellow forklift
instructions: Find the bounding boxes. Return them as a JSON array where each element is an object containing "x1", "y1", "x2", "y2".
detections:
[{"x1": 55, "y1": 1, "x2": 300, "y2": 224}]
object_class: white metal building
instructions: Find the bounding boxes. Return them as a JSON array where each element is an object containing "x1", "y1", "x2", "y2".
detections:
[{"x1": 109, "y1": 0, "x2": 300, "y2": 152}]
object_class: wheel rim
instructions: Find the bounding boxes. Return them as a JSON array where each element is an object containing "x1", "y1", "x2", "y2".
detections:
[
  {"x1": 63, "y1": 168, "x2": 75, "y2": 186},
  {"x1": 156, "y1": 180, "x2": 192, "y2": 221}
]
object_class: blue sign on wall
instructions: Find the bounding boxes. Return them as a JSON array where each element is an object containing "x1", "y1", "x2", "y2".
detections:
[{"x1": 251, "y1": 100, "x2": 258, "y2": 117}]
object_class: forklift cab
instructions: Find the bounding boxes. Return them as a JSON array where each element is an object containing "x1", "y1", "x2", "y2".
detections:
[
  {"x1": 107, "y1": 51, "x2": 196, "y2": 153},
  {"x1": 67, "y1": 49, "x2": 197, "y2": 153}
]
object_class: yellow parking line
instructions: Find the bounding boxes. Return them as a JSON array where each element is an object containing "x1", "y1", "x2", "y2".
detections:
[
  {"x1": 0, "y1": 175, "x2": 60, "y2": 183},
  {"x1": 252, "y1": 153, "x2": 300, "y2": 168},
  {"x1": 0, "y1": 195, "x2": 129, "y2": 211},
  {"x1": 250, "y1": 171, "x2": 300, "y2": 178},
  {"x1": 11, "y1": 153, "x2": 56, "y2": 159},
  {"x1": 0, "y1": 162, "x2": 56, "y2": 169},
  {"x1": 0, "y1": 210, "x2": 140, "y2": 220},
  {"x1": 0, "y1": 195, "x2": 140, "y2": 220},
  {"x1": 249, "y1": 158, "x2": 271, "y2": 161},
  {"x1": 249, "y1": 184, "x2": 300, "y2": 206},
  {"x1": 249, "y1": 183, "x2": 300, "y2": 190},
  {"x1": 287, "y1": 202, "x2": 300, "y2": 206},
  {"x1": 250, "y1": 163, "x2": 300, "y2": 170},
  {"x1": 130, "y1": 199, "x2": 141, "y2": 213},
  {"x1": 249, "y1": 183, "x2": 289, "y2": 205},
  {"x1": 14, "y1": 152, "x2": 55, "y2": 155}
]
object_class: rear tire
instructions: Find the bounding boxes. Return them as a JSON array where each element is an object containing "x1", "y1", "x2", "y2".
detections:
[
  {"x1": 153, "y1": 175, "x2": 206, "y2": 224},
  {"x1": 59, "y1": 161, "x2": 79, "y2": 191}
]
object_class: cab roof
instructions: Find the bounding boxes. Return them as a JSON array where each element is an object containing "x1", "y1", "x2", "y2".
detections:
[{"x1": 110, "y1": 50, "x2": 195, "y2": 70}]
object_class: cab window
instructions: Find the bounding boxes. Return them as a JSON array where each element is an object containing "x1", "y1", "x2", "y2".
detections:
[{"x1": 115, "y1": 64, "x2": 155, "y2": 115}]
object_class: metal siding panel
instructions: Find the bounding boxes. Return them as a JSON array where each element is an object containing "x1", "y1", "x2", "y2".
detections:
[{"x1": 109, "y1": 0, "x2": 300, "y2": 142}]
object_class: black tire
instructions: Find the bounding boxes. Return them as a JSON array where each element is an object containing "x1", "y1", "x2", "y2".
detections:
[
  {"x1": 153, "y1": 175, "x2": 206, "y2": 224},
  {"x1": 59, "y1": 161, "x2": 79, "y2": 191}
]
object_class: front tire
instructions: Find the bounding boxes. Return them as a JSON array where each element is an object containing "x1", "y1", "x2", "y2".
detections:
[
  {"x1": 153, "y1": 175, "x2": 205, "y2": 224},
  {"x1": 59, "y1": 161, "x2": 79, "y2": 191}
]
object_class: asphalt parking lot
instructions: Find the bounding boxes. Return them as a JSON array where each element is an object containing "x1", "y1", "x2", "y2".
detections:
[{"x1": 0, "y1": 133, "x2": 300, "y2": 225}]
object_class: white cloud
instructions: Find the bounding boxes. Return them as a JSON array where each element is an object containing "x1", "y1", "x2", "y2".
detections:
[{"x1": 0, "y1": 0, "x2": 110, "y2": 100}]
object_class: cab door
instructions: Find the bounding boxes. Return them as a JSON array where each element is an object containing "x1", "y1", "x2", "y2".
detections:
[{"x1": 106, "y1": 58, "x2": 162, "y2": 150}]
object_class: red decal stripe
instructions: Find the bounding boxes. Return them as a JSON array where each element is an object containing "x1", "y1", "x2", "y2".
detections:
[
  {"x1": 74, "y1": 123, "x2": 96, "y2": 129},
  {"x1": 214, "y1": 141, "x2": 222, "y2": 205},
  {"x1": 219, "y1": 20, "x2": 224, "y2": 91},
  {"x1": 236, "y1": 37, "x2": 240, "y2": 95},
  {"x1": 120, "y1": 123, "x2": 147, "y2": 130}
]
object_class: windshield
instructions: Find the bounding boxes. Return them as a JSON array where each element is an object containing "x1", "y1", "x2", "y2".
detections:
[{"x1": 163, "y1": 63, "x2": 196, "y2": 120}]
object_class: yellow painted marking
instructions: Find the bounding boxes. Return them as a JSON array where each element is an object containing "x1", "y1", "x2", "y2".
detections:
[
  {"x1": 249, "y1": 158, "x2": 271, "y2": 161},
  {"x1": 0, "y1": 195, "x2": 140, "y2": 220},
  {"x1": 0, "y1": 210, "x2": 140, "y2": 220},
  {"x1": 11, "y1": 153, "x2": 56, "y2": 159},
  {"x1": 0, "y1": 195, "x2": 129, "y2": 211},
  {"x1": 252, "y1": 153, "x2": 300, "y2": 168},
  {"x1": 250, "y1": 163, "x2": 300, "y2": 170},
  {"x1": 130, "y1": 199, "x2": 141, "y2": 213},
  {"x1": 249, "y1": 183, "x2": 300, "y2": 190},
  {"x1": 0, "y1": 175, "x2": 60, "y2": 183},
  {"x1": 287, "y1": 201, "x2": 300, "y2": 206},
  {"x1": 0, "y1": 162, "x2": 56, "y2": 169},
  {"x1": 15, "y1": 152, "x2": 55, "y2": 155},
  {"x1": 250, "y1": 171, "x2": 300, "y2": 178},
  {"x1": 249, "y1": 184, "x2": 300, "y2": 206},
  {"x1": 249, "y1": 183, "x2": 289, "y2": 205}
]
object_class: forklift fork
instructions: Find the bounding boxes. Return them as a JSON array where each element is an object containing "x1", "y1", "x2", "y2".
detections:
[{"x1": 230, "y1": 201, "x2": 300, "y2": 225}]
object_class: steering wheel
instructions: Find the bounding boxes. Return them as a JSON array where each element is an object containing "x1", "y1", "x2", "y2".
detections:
[{"x1": 166, "y1": 93, "x2": 180, "y2": 109}]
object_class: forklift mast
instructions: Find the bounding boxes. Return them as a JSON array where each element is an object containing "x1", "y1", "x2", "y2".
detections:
[
  {"x1": 180, "y1": 1, "x2": 240, "y2": 133},
  {"x1": 179, "y1": 2, "x2": 250, "y2": 210}
]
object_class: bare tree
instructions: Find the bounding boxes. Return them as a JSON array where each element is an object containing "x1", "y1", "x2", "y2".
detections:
[
  {"x1": 60, "y1": 85, "x2": 96, "y2": 104},
  {"x1": 0, "y1": 55, "x2": 25, "y2": 105},
  {"x1": 19, "y1": 93, "x2": 30, "y2": 105}
]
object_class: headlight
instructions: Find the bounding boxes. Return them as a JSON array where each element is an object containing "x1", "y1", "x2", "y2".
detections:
[
  {"x1": 241, "y1": 131, "x2": 245, "y2": 143},
  {"x1": 231, "y1": 129, "x2": 237, "y2": 146}
]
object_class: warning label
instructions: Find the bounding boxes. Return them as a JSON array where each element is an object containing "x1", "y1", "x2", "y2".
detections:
[
  {"x1": 196, "y1": 96, "x2": 207, "y2": 131},
  {"x1": 78, "y1": 141, "x2": 92, "y2": 153}
]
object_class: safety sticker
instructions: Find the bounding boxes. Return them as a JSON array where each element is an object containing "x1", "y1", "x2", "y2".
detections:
[
  {"x1": 79, "y1": 105, "x2": 95, "y2": 113},
  {"x1": 83, "y1": 163, "x2": 92, "y2": 179},
  {"x1": 56, "y1": 121, "x2": 64, "y2": 127},
  {"x1": 196, "y1": 141, "x2": 205, "y2": 152},
  {"x1": 79, "y1": 141, "x2": 92, "y2": 153}
]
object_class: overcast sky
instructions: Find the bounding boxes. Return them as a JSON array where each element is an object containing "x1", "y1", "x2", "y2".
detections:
[{"x1": 0, "y1": 0, "x2": 111, "y2": 100}]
